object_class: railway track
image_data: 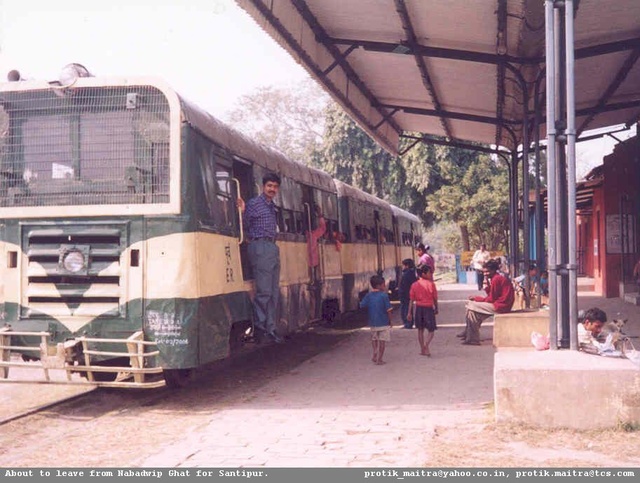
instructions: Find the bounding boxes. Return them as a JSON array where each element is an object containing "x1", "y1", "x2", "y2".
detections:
[
  {"x1": 0, "y1": 386, "x2": 96, "y2": 426},
  {"x1": 0, "y1": 323, "x2": 355, "y2": 466}
]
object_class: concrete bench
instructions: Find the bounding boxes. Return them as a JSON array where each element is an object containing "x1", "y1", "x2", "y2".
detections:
[
  {"x1": 494, "y1": 350, "x2": 640, "y2": 429},
  {"x1": 493, "y1": 310, "x2": 550, "y2": 348}
]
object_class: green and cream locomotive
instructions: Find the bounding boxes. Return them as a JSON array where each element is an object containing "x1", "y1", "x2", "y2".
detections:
[{"x1": 0, "y1": 71, "x2": 421, "y2": 388}]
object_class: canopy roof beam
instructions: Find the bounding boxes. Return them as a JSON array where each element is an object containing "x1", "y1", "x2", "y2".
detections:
[
  {"x1": 577, "y1": 48, "x2": 640, "y2": 136},
  {"x1": 400, "y1": 133, "x2": 511, "y2": 159},
  {"x1": 381, "y1": 103, "x2": 520, "y2": 126},
  {"x1": 289, "y1": 0, "x2": 403, "y2": 136},
  {"x1": 246, "y1": 0, "x2": 402, "y2": 152},
  {"x1": 495, "y1": 0, "x2": 509, "y2": 147},
  {"x1": 394, "y1": 0, "x2": 453, "y2": 139},
  {"x1": 332, "y1": 36, "x2": 640, "y2": 66}
]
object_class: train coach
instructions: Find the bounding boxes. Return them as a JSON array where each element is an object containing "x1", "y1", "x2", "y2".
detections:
[{"x1": 0, "y1": 70, "x2": 422, "y2": 388}]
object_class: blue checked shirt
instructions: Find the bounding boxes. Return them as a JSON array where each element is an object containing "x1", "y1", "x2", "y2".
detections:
[{"x1": 244, "y1": 193, "x2": 277, "y2": 240}]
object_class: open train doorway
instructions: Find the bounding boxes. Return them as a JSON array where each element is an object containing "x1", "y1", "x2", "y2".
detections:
[
  {"x1": 232, "y1": 159, "x2": 254, "y2": 280},
  {"x1": 301, "y1": 184, "x2": 323, "y2": 320}
]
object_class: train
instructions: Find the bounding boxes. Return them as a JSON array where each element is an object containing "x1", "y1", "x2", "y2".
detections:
[{"x1": 0, "y1": 70, "x2": 422, "y2": 388}]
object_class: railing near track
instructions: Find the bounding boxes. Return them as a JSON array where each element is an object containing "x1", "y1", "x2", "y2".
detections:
[{"x1": 0, "y1": 328, "x2": 165, "y2": 388}]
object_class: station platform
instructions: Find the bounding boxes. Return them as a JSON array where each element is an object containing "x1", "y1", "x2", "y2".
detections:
[{"x1": 493, "y1": 277, "x2": 640, "y2": 429}]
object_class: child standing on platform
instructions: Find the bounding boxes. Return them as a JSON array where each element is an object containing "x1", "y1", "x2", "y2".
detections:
[
  {"x1": 360, "y1": 275, "x2": 393, "y2": 365},
  {"x1": 398, "y1": 258, "x2": 418, "y2": 329},
  {"x1": 408, "y1": 265, "x2": 438, "y2": 357}
]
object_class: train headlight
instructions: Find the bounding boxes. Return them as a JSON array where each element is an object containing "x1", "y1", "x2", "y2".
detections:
[
  {"x1": 62, "y1": 250, "x2": 85, "y2": 273},
  {"x1": 58, "y1": 63, "x2": 92, "y2": 88}
]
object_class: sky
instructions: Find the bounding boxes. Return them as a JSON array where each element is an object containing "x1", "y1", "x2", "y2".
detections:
[
  {"x1": 575, "y1": 125, "x2": 636, "y2": 179},
  {"x1": 0, "y1": 0, "x2": 310, "y2": 119},
  {"x1": 0, "y1": 0, "x2": 634, "y2": 177}
]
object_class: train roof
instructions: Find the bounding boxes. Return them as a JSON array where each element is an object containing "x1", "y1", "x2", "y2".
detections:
[
  {"x1": 178, "y1": 94, "x2": 336, "y2": 194},
  {"x1": 390, "y1": 204, "x2": 421, "y2": 224},
  {"x1": 1, "y1": 76, "x2": 418, "y2": 208},
  {"x1": 0, "y1": 75, "x2": 337, "y2": 195},
  {"x1": 333, "y1": 179, "x2": 391, "y2": 212}
]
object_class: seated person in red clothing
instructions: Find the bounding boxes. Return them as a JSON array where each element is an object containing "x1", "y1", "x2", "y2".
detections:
[
  {"x1": 458, "y1": 259, "x2": 514, "y2": 345},
  {"x1": 407, "y1": 265, "x2": 438, "y2": 357}
]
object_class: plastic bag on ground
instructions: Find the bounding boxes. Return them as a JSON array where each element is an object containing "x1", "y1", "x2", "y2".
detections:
[{"x1": 530, "y1": 331, "x2": 549, "y2": 351}]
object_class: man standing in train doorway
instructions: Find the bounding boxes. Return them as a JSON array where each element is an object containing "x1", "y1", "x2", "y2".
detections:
[{"x1": 238, "y1": 172, "x2": 284, "y2": 344}]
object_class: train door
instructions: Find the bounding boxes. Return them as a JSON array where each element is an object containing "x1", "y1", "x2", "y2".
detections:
[
  {"x1": 393, "y1": 215, "x2": 401, "y2": 266},
  {"x1": 231, "y1": 159, "x2": 254, "y2": 280},
  {"x1": 392, "y1": 215, "x2": 402, "y2": 293},
  {"x1": 302, "y1": 185, "x2": 323, "y2": 319},
  {"x1": 374, "y1": 210, "x2": 384, "y2": 275},
  {"x1": 317, "y1": 191, "x2": 341, "y2": 322}
]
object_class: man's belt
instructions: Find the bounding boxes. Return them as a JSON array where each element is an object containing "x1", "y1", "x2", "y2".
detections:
[{"x1": 250, "y1": 237, "x2": 276, "y2": 242}]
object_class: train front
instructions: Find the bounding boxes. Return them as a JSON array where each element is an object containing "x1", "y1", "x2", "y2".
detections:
[{"x1": 0, "y1": 70, "x2": 182, "y2": 387}]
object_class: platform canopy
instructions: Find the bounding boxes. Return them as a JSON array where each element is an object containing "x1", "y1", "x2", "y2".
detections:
[{"x1": 236, "y1": 0, "x2": 640, "y2": 155}]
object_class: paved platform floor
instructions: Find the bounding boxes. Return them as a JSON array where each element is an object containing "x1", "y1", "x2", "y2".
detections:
[
  {"x1": 139, "y1": 279, "x2": 640, "y2": 467},
  {"x1": 2, "y1": 278, "x2": 638, "y2": 466}
]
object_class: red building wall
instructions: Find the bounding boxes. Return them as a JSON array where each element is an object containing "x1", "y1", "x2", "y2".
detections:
[
  {"x1": 591, "y1": 188, "x2": 605, "y2": 295},
  {"x1": 600, "y1": 136, "x2": 640, "y2": 297}
]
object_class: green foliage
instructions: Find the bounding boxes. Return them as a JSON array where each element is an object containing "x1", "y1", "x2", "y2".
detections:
[
  {"x1": 225, "y1": 79, "x2": 328, "y2": 162},
  {"x1": 311, "y1": 105, "x2": 510, "y2": 250},
  {"x1": 424, "y1": 221, "x2": 463, "y2": 254},
  {"x1": 426, "y1": 150, "x2": 510, "y2": 251},
  {"x1": 310, "y1": 104, "x2": 430, "y2": 222}
]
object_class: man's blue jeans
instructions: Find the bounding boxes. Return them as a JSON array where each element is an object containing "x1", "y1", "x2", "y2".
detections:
[{"x1": 248, "y1": 240, "x2": 280, "y2": 336}]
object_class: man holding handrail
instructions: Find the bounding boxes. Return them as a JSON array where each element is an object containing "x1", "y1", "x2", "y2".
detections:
[{"x1": 238, "y1": 172, "x2": 283, "y2": 344}]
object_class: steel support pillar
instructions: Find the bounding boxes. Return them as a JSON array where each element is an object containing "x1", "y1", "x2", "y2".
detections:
[
  {"x1": 533, "y1": 73, "x2": 546, "y2": 308},
  {"x1": 545, "y1": 0, "x2": 579, "y2": 349},
  {"x1": 509, "y1": 151, "x2": 519, "y2": 278}
]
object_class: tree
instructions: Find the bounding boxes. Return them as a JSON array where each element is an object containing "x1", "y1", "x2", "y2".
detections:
[
  {"x1": 425, "y1": 151, "x2": 510, "y2": 251},
  {"x1": 310, "y1": 105, "x2": 434, "y2": 224},
  {"x1": 310, "y1": 104, "x2": 512, "y2": 249},
  {"x1": 423, "y1": 220, "x2": 462, "y2": 255},
  {"x1": 225, "y1": 79, "x2": 329, "y2": 162}
]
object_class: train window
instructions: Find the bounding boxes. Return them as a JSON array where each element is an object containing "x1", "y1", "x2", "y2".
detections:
[
  {"x1": 294, "y1": 211, "x2": 305, "y2": 234},
  {"x1": 322, "y1": 218, "x2": 335, "y2": 241},
  {"x1": 279, "y1": 176, "x2": 302, "y2": 211},
  {"x1": 1, "y1": 87, "x2": 172, "y2": 208},
  {"x1": 324, "y1": 220, "x2": 333, "y2": 241},
  {"x1": 275, "y1": 207, "x2": 285, "y2": 233},
  {"x1": 325, "y1": 193, "x2": 337, "y2": 220},
  {"x1": 197, "y1": 142, "x2": 217, "y2": 225},
  {"x1": 384, "y1": 228, "x2": 395, "y2": 244},
  {"x1": 313, "y1": 190, "x2": 338, "y2": 221},
  {"x1": 281, "y1": 209, "x2": 296, "y2": 233},
  {"x1": 215, "y1": 166, "x2": 235, "y2": 231},
  {"x1": 252, "y1": 165, "x2": 266, "y2": 198}
]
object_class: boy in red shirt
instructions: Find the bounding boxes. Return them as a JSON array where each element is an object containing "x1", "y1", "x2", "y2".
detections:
[{"x1": 408, "y1": 265, "x2": 438, "y2": 357}]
